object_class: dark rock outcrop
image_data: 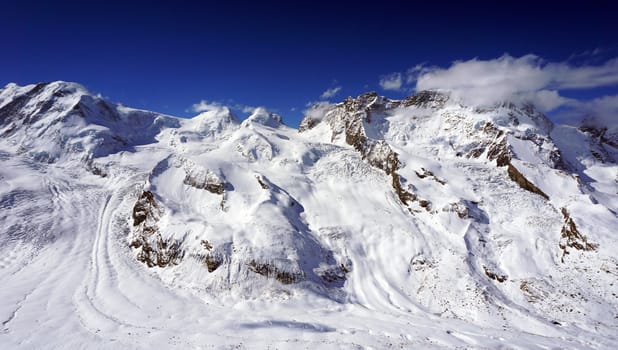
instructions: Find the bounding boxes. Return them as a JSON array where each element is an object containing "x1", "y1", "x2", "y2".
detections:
[
  {"x1": 506, "y1": 163, "x2": 549, "y2": 200},
  {"x1": 401, "y1": 90, "x2": 449, "y2": 109},
  {"x1": 132, "y1": 191, "x2": 158, "y2": 227},
  {"x1": 205, "y1": 253, "x2": 224, "y2": 272},
  {"x1": 559, "y1": 208, "x2": 598, "y2": 262},
  {"x1": 183, "y1": 172, "x2": 225, "y2": 194},
  {"x1": 300, "y1": 92, "x2": 432, "y2": 212},
  {"x1": 255, "y1": 175, "x2": 269, "y2": 189},
  {"x1": 130, "y1": 191, "x2": 183, "y2": 268},
  {"x1": 483, "y1": 265, "x2": 507, "y2": 283},
  {"x1": 415, "y1": 167, "x2": 446, "y2": 185},
  {"x1": 247, "y1": 260, "x2": 304, "y2": 284},
  {"x1": 468, "y1": 122, "x2": 512, "y2": 166}
]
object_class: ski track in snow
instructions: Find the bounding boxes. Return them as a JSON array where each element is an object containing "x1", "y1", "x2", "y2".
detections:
[{"x1": 1, "y1": 161, "x2": 589, "y2": 349}]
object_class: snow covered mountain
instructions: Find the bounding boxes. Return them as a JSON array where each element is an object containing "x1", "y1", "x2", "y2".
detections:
[{"x1": 1, "y1": 81, "x2": 617, "y2": 349}]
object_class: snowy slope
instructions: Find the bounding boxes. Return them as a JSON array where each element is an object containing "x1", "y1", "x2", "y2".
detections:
[{"x1": 0, "y1": 82, "x2": 617, "y2": 349}]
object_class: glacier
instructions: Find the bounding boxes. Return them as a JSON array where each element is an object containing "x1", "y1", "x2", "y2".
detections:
[{"x1": 0, "y1": 81, "x2": 617, "y2": 349}]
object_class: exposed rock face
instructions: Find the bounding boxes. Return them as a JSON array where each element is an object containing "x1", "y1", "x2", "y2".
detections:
[
  {"x1": 255, "y1": 175, "x2": 269, "y2": 189},
  {"x1": 466, "y1": 111, "x2": 567, "y2": 172},
  {"x1": 415, "y1": 167, "x2": 446, "y2": 185},
  {"x1": 131, "y1": 191, "x2": 158, "y2": 227},
  {"x1": 205, "y1": 252, "x2": 224, "y2": 272},
  {"x1": 193, "y1": 240, "x2": 225, "y2": 272},
  {"x1": 580, "y1": 115, "x2": 618, "y2": 149},
  {"x1": 401, "y1": 90, "x2": 449, "y2": 109},
  {"x1": 443, "y1": 202, "x2": 470, "y2": 219},
  {"x1": 559, "y1": 208, "x2": 598, "y2": 262},
  {"x1": 3, "y1": 81, "x2": 618, "y2": 345},
  {"x1": 130, "y1": 191, "x2": 183, "y2": 267},
  {"x1": 506, "y1": 163, "x2": 549, "y2": 200},
  {"x1": 469, "y1": 121, "x2": 561, "y2": 201},
  {"x1": 483, "y1": 265, "x2": 507, "y2": 283},
  {"x1": 579, "y1": 125, "x2": 618, "y2": 163},
  {"x1": 298, "y1": 117, "x2": 318, "y2": 132},
  {"x1": 183, "y1": 172, "x2": 225, "y2": 194},
  {"x1": 315, "y1": 263, "x2": 349, "y2": 284},
  {"x1": 465, "y1": 121, "x2": 517, "y2": 168},
  {"x1": 484, "y1": 125, "x2": 512, "y2": 167},
  {"x1": 301, "y1": 91, "x2": 438, "y2": 212},
  {"x1": 299, "y1": 91, "x2": 568, "y2": 214},
  {"x1": 248, "y1": 260, "x2": 304, "y2": 284}
]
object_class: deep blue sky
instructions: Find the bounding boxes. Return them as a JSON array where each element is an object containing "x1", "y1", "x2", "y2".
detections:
[{"x1": 2, "y1": 0, "x2": 617, "y2": 125}]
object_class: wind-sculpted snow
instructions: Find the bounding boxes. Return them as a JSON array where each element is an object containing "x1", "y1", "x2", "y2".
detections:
[{"x1": 0, "y1": 81, "x2": 617, "y2": 349}]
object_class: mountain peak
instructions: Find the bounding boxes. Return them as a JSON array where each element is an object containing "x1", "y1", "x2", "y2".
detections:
[
  {"x1": 1, "y1": 80, "x2": 617, "y2": 348},
  {"x1": 189, "y1": 105, "x2": 239, "y2": 136},
  {"x1": 243, "y1": 107, "x2": 283, "y2": 128},
  {"x1": 43, "y1": 80, "x2": 89, "y2": 94},
  {"x1": 401, "y1": 90, "x2": 449, "y2": 108},
  {"x1": 193, "y1": 105, "x2": 237, "y2": 122}
]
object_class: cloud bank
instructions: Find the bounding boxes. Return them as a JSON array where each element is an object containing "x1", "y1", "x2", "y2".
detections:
[
  {"x1": 414, "y1": 55, "x2": 618, "y2": 110},
  {"x1": 379, "y1": 73, "x2": 403, "y2": 91},
  {"x1": 558, "y1": 95, "x2": 618, "y2": 128},
  {"x1": 381, "y1": 54, "x2": 618, "y2": 127}
]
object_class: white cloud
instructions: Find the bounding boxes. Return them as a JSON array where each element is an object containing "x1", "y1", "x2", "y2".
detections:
[
  {"x1": 560, "y1": 95, "x2": 618, "y2": 128},
  {"x1": 303, "y1": 101, "x2": 334, "y2": 122},
  {"x1": 408, "y1": 54, "x2": 618, "y2": 112},
  {"x1": 191, "y1": 100, "x2": 225, "y2": 113},
  {"x1": 587, "y1": 95, "x2": 618, "y2": 128},
  {"x1": 237, "y1": 104, "x2": 256, "y2": 113},
  {"x1": 414, "y1": 55, "x2": 548, "y2": 107},
  {"x1": 379, "y1": 73, "x2": 403, "y2": 91},
  {"x1": 320, "y1": 86, "x2": 342, "y2": 99},
  {"x1": 405, "y1": 64, "x2": 434, "y2": 84},
  {"x1": 191, "y1": 100, "x2": 259, "y2": 115},
  {"x1": 586, "y1": 94, "x2": 618, "y2": 117},
  {"x1": 523, "y1": 90, "x2": 573, "y2": 112},
  {"x1": 547, "y1": 58, "x2": 618, "y2": 89}
]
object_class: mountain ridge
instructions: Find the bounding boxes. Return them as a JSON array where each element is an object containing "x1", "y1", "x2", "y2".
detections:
[{"x1": 0, "y1": 80, "x2": 617, "y2": 349}]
